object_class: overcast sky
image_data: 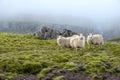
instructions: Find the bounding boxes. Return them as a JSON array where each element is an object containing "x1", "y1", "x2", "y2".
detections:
[{"x1": 0, "y1": 0, "x2": 120, "y2": 27}]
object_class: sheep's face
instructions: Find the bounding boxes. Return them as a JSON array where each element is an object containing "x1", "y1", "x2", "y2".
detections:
[
  {"x1": 78, "y1": 33, "x2": 83, "y2": 36},
  {"x1": 78, "y1": 35, "x2": 84, "y2": 40},
  {"x1": 80, "y1": 36, "x2": 83, "y2": 40},
  {"x1": 88, "y1": 33, "x2": 93, "y2": 36},
  {"x1": 57, "y1": 35, "x2": 63, "y2": 39},
  {"x1": 89, "y1": 36, "x2": 93, "y2": 40},
  {"x1": 88, "y1": 33, "x2": 93, "y2": 39}
]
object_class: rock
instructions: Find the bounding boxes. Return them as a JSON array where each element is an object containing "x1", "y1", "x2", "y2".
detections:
[
  {"x1": 62, "y1": 29, "x2": 77, "y2": 37},
  {"x1": 32, "y1": 27, "x2": 77, "y2": 40}
]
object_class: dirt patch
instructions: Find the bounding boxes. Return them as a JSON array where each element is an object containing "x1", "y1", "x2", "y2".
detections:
[
  {"x1": 39, "y1": 66, "x2": 120, "y2": 80},
  {"x1": 62, "y1": 71, "x2": 90, "y2": 80},
  {"x1": 12, "y1": 70, "x2": 120, "y2": 80},
  {"x1": 97, "y1": 73, "x2": 120, "y2": 80},
  {"x1": 12, "y1": 75, "x2": 37, "y2": 80},
  {"x1": 39, "y1": 67, "x2": 90, "y2": 80}
]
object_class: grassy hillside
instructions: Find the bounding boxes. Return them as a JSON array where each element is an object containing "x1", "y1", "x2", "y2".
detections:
[{"x1": 0, "y1": 33, "x2": 120, "y2": 80}]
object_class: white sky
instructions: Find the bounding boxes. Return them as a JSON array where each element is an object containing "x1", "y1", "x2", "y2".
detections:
[{"x1": 0, "y1": 0, "x2": 120, "y2": 27}]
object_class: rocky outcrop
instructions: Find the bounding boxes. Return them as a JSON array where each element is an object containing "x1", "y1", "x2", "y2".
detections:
[
  {"x1": 62, "y1": 29, "x2": 77, "y2": 37},
  {"x1": 33, "y1": 27, "x2": 77, "y2": 39}
]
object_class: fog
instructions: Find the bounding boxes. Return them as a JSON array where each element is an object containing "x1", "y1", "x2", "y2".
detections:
[{"x1": 0, "y1": 0, "x2": 120, "y2": 31}]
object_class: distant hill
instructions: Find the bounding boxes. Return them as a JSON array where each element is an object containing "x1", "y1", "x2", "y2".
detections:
[
  {"x1": 0, "y1": 21, "x2": 120, "y2": 40},
  {"x1": 0, "y1": 21, "x2": 96, "y2": 33},
  {"x1": 109, "y1": 37, "x2": 120, "y2": 42}
]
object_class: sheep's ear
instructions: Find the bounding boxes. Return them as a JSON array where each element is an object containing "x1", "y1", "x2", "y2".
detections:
[
  {"x1": 79, "y1": 33, "x2": 81, "y2": 35},
  {"x1": 80, "y1": 33, "x2": 83, "y2": 36},
  {"x1": 91, "y1": 33, "x2": 94, "y2": 35},
  {"x1": 77, "y1": 33, "x2": 79, "y2": 35},
  {"x1": 78, "y1": 33, "x2": 82, "y2": 36}
]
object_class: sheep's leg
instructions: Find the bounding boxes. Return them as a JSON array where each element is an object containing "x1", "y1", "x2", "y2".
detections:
[
  {"x1": 88, "y1": 44, "x2": 92, "y2": 49},
  {"x1": 76, "y1": 48, "x2": 78, "y2": 52},
  {"x1": 92, "y1": 45, "x2": 95, "y2": 49},
  {"x1": 71, "y1": 48, "x2": 75, "y2": 53},
  {"x1": 100, "y1": 43, "x2": 103, "y2": 49},
  {"x1": 88, "y1": 44, "x2": 90, "y2": 49},
  {"x1": 100, "y1": 44, "x2": 102, "y2": 49},
  {"x1": 81, "y1": 48, "x2": 83, "y2": 53},
  {"x1": 99, "y1": 43, "x2": 102, "y2": 49},
  {"x1": 58, "y1": 46, "x2": 61, "y2": 50},
  {"x1": 80, "y1": 48, "x2": 84, "y2": 55},
  {"x1": 60, "y1": 46, "x2": 64, "y2": 50},
  {"x1": 70, "y1": 46, "x2": 74, "y2": 50}
]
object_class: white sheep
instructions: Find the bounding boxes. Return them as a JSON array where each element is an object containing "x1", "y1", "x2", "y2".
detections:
[
  {"x1": 70, "y1": 34, "x2": 85, "y2": 52},
  {"x1": 87, "y1": 33, "x2": 104, "y2": 49},
  {"x1": 57, "y1": 35, "x2": 71, "y2": 48}
]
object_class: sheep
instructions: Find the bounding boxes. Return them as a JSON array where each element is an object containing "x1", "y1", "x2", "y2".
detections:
[
  {"x1": 87, "y1": 33, "x2": 104, "y2": 49},
  {"x1": 57, "y1": 35, "x2": 71, "y2": 48},
  {"x1": 57, "y1": 33, "x2": 85, "y2": 51},
  {"x1": 70, "y1": 34, "x2": 85, "y2": 52}
]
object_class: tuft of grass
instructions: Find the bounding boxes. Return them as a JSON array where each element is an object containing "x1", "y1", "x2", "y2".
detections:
[
  {"x1": 37, "y1": 67, "x2": 51, "y2": 78},
  {"x1": 53, "y1": 76, "x2": 64, "y2": 80}
]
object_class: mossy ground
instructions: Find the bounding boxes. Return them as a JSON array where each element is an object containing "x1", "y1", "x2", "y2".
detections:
[{"x1": 0, "y1": 32, "x2": 120, "y2": 80}]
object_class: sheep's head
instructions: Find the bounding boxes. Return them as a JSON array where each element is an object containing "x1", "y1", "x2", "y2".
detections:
[
  {"x1": 88, "y1": 33, "x2": 93, "y2": 39},
  {"x1": 57, "y1": 35, "x2": 63, "y2": 39},
  {"x1": 79, "y1": 33, "x2": 83, "y2": 36},
  {"x1": 80, "y1": 36, "x2": 84, "y2": 40}
]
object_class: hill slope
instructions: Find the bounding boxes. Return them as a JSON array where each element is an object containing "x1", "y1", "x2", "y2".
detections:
[{"x1": 0, "y1": 33, "x2": 120, "y2": 80}]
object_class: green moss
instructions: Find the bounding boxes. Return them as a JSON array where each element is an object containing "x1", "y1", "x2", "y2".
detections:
[
  {"x1": 37, "y1": 68, "x2": 51, "y2": 78},
  {"x1": 0, "y1": 32, "x2": 120, "y2": 79},
  {"x1": 63, "y1": 62, "x2": 79, "y2": 71},
  {"x1": 53, "y1": 76, "x2": 64, "y2": 80},
  {"x1": 0, "y1": 72, "x2": 17, "y2": 80}
]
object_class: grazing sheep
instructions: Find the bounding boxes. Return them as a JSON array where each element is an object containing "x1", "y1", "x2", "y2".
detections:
[
  {"x1": 87, "y1": 33, "x2": 104, "y2": 49},
  {"x1": 70, "y1": 34, "x2": 85, "y2": 52},
  {"x1": 57, "y1": 35, "x2": 71, "y2": 48}
]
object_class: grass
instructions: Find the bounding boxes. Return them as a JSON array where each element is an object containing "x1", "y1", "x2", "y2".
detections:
[{"x1": 0, "y1": 32, "x2": 120, "y2": 80}]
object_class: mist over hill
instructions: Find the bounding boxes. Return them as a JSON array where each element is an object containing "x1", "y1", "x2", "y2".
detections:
[
  {"x1": 0, "y1": 20, "x2": 120, "y2": 40},
  {"x1": 0, "y1": 0, "x2": 120, "y2": 40}
]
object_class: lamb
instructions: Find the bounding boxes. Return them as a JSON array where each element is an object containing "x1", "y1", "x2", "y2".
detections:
[
  {"x1": 70, "y1": 34, "x2": 85, "y2": 51},
  {"x1": 57, "y1": 35, "x2": 71, "y2": 48},
  {"x1": 87, "y1": 33, "x2": 104, "y2": 49}
]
